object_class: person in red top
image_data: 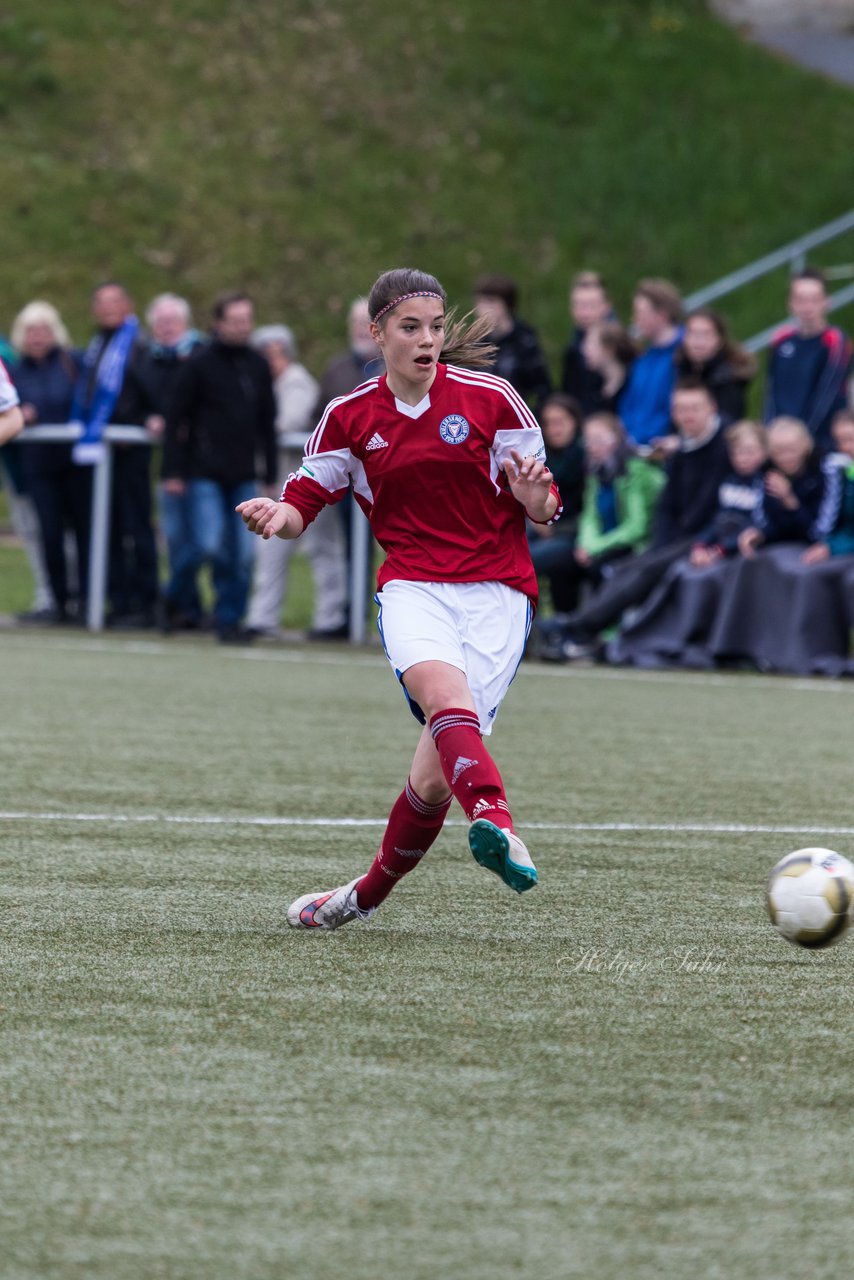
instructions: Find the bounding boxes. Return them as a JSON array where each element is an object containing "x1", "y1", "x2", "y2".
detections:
[
  {"x1": 0, "y1": 357, "x2": 24, "y2": 443},
  {"x1": 238, "y1": 267, "x2": 561, "y2": 930}
]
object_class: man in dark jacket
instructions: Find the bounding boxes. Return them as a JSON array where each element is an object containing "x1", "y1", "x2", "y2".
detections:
[
  {"x1": 162, "y1": 291, "x2": 277, "y2": 642},
  {"x1": 552, "y1": 379, "x2": 730, "y2": 658},
  {"x1": 473, "y1": 273, "x2": 551, "y2": 411}
]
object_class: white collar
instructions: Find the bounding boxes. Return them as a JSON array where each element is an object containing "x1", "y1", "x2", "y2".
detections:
[
  {"x1": 681, "y1": 416, "x2": 721, "y2": 453},
  {"x1": 394, "y1": 391, "x2": 431, "y2": 419}
]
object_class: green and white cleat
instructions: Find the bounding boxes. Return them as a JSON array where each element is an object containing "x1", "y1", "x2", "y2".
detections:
[{"x1": 467, "y1": 819, "x2": 538, "y2": 894}]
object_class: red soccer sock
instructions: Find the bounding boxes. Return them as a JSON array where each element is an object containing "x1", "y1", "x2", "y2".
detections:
[
  {"x1": 355, "y1": 779, "x2": 452, "y2": 910},
  {"x1": 429, "y1": 707, "x2": 514, "y2": 831}
]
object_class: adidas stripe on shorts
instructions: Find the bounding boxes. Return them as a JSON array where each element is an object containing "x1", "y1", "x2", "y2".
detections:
[{"x1": 375, "y1": 579, "x2": 532, "y2": 735}]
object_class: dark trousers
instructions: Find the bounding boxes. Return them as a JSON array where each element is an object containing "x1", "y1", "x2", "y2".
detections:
[
  {"x1": 168, "y1": 479, "x2": 257, "y2": 630},
  {"x1": 109, "y1": 445, "x2": 159, "y2": 617},
  {"x1": 529, "y1": 534, "x2": 580, "y2": 613},
  {"x1": 567, "y1": 539, "x2": 693, "y2": 639},
  {"x1": 531, "y1": 533, "x2": 631, "y2": 615},
  {"x1": 25, "y1": 448, "x2": 92, "y2": 612}
]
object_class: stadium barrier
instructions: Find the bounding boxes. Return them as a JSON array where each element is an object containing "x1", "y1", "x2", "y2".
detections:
[
  {"x1": 683, "y1": 207, "x2": 854, "y2": 352},
  {"x1": 17, "y1": 426, "x2": 373, "y2": 642}
]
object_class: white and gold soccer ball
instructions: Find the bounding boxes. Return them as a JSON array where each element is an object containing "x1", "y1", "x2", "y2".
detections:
[{"x1": 766, "y1": 847, "x2": 854, "y2": 949}]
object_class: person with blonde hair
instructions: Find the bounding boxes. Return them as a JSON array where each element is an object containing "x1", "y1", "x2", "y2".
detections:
[
  {"x1": 612, "y1": 417, "x2": 851, "y2": 674},
  {"x1": 689, "y1": 420, "x2": 768, "y2": 566},
  {"x1": 8, "y1": 301, "x2": 87, "y2": 623},
  {"x1": 11, "y1": 300, "x2": 72, "y2": 353},
  {"x1": 738, "y1": 416, "x2": 841, "y2": 557},
  {"x1": 705, "y1": 416, "x2": 847, "y2": 674}
]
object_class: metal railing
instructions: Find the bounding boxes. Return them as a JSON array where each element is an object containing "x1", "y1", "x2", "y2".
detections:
[
  {"x1": 683, "y1": 208, "x2": 854, "y2": 352},
  {"x1": 741, "y1": 280, "x2": 854, "y2": 354},
  {"x1": 16, "y1": 425, "x2": 373, "y2": 641},
  {"x1": 19, "y1": 423, "x2": 152, "y2": 632}
]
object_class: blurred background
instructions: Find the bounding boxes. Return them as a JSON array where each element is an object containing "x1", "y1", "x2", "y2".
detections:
[{"x1": 1, "y1": 0, "x2": 853, "y2": 622}]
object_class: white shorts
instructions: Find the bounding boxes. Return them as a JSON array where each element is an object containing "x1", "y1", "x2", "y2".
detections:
[{"x1": 375, "y1": 579, "x2": 532, "y2": 735}]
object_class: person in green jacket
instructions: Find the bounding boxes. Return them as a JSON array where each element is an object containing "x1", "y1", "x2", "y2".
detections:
[
  {"x1": 535, "y1": 412, "x2": 665, "y2": 659},
  {"x1": 576, "y1": 411, "x2": 665, "y2": 562}
]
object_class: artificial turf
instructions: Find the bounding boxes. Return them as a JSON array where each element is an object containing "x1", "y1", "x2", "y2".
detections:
[{"x1": 2, "y1": 632, "x2": 853, "y2": 1279}]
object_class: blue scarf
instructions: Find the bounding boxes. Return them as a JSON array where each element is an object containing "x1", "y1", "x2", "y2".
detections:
[{"x1": 70, "y1": 316, "x2": 139, "y2": 465}]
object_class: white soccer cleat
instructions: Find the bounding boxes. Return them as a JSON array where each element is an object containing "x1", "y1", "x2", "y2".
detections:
[{"x1": 286, "y1": 877, "x2": 375, "y2": 930}]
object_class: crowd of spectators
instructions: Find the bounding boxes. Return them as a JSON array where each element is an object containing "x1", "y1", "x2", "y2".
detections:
[
  {"x1": 0, "y1": 284, "x2": 376, "y2": 642},
  {"x1": 1, "y1": 265, "x2": 853, "y2": 673},
  {"x1": 528, "y1": 267, "x2": 854, "y2": 675}
]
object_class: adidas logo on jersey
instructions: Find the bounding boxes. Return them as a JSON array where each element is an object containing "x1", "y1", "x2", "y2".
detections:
[
  {"x1": 452, "y1": 755, "x2": 478, "y2": 784},
  {"x1": 366, "y1": 433, "x2": 389, "y2": 451}
]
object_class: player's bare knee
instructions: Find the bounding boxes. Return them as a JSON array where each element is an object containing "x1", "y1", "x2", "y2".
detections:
[{"x1": 411, "y1": 779, "x2": 452, "y2": 808}]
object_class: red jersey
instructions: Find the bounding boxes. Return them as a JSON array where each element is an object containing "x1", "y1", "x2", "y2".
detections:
[
  {"x1": 281, "y1": 362, "x2": 562, "y2": 605},
  {"x1": 0, "y1": 358, "x2": 19, "y2": 413}
]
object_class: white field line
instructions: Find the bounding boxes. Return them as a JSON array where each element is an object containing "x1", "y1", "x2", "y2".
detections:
[
  {"x1": 3, "y1": 633, "x2": 854, "y2": 695},
  {"x1": 1, "y1": 810, "x2": 854, "y2": 837}
]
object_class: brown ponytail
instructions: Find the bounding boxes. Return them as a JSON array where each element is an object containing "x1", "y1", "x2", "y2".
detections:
[{"x1": 439, "y1": 309, "x2": 497, "y2": 369}]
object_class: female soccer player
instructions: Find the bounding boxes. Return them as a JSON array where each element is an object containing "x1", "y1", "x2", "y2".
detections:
[{"x1": 237, "y1": 268, "x2": 561, "y2": 930}]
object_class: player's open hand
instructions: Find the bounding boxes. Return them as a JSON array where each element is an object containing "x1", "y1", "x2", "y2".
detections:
[
  {"x1": 503, "y1": 448, "x2": 555, "y2": 523},
  {"x1": 237, "y1": 496, "x2": 293, "y2": 540}
]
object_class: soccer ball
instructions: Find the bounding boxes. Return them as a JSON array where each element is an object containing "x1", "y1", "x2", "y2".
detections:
[{"x1": 766, "y1": 847, "x2": 854, "y2": 949}]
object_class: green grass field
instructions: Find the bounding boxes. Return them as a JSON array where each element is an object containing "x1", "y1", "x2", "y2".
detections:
[{"x1": 2, "y1": 632, "x2": 854, "y2": 1279}]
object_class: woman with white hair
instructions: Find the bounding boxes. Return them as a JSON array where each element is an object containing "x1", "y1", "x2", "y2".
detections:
[{"x1": 9, "y1": 300, "x2": 89, "y2": 623}]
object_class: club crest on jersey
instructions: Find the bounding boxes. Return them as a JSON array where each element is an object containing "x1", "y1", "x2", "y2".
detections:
[{"x1": 439, "y1": 413, "x2": 470, "y2": 445}]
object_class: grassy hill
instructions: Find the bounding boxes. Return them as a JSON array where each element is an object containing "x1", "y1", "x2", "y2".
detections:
[{"x1": 2, "y1": 0, "x2": 854, "y2": 372}]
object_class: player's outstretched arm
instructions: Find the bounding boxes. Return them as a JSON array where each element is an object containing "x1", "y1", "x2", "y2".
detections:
[{"x1": 236, "y1": 497, "x2": 305, "y2": 540}]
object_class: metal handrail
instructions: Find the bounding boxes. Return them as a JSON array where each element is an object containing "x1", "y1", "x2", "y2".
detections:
[
  {"x1": 743, "y1": 280, "x2": 854, "y2": 353},
  {"x1": 684, "y1": 209, "x2": 854, "y2": 311}
]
